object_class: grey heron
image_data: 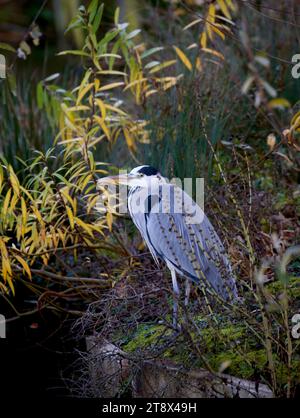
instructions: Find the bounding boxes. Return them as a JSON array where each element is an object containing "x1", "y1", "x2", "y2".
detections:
[{"x1": 98, "y1": 165, "x2": 238, "y2": 328}]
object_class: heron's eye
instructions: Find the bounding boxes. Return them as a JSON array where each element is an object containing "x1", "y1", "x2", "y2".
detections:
[{"x1": 138, "y1": 173, "x2": 144, "y2": 177}]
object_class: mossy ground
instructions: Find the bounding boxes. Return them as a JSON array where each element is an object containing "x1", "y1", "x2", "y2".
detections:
[{"x1": 121, "y1": 303, "x2": 300, "y2": 388}]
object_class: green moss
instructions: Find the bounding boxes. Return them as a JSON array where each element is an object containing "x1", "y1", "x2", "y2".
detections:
[
  {"x1": 266, "y1": 276, "x2": 300, "y2": 299},
  {"x1": 120, "y1": 317, "x2": 300, "y2": 388},
  {"x1": 123, "y1": 324, "x2": 171, "y2": 352}
]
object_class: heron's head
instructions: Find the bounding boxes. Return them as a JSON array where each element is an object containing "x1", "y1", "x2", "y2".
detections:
[{"x1": 97, "y1": 165, "x2": 166, "y2": 189}]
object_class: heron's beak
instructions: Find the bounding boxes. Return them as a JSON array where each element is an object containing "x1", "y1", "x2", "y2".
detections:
[{"x1": 97, "y1": 174, "x2": 131, "y2": 188}]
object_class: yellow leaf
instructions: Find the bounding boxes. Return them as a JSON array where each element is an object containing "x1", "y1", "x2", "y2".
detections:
[
  {"x1": 123, "y1": 128, "x2": 137, "y2": 151},
  {"x1": 2, "y1": 188, "x2": 12, "y2": 216},
  {"x1": 200, "y1": 31, "x2": 207, "y2": 49},
  {"x1": 202, "y1": 47, "x2": 225, "y2": 60},
  {"x1": 206, "y1": 4, "x2": 216, "y2": 40},
  {"x1": 10, "y1": 192, "x2": 18, "y2": 212},
  {"x1": 106, "y1": 211, "x2": 113, "y2": 232},
  {"x1": 94, "y1": 115, "x2": 111, "y2": 140},
  {"x1": 21, "y1": 197, "x2": 27, "y2": 223},
  {"x1": 99, "y1": 82, "x2": 125, "y2": 91},
  {"x1": 196, "y1": 57, "x2": 202, "y2": 72},
  {"x1": 14, "y1": 254, "x2": 32, "y2": 280},
  {"x1": 97, "y1": 70, "x2": 127, "y2": 76},
  {"x1": 105, "y1": 104, "x2": 127, "y2": 116},
  {"x1": 74, "y1": 217, "x2": 94, "y2": 237},
  {"x1": 20, "y1": 186, "x2": 35, "y2": 203},
  {"x1": 291, "y1": 115, "x2": 300, "y2": 132},
  {"x1": 76, "y1": 83, "x2": 94, "y2": 105},
  {"x1": 226, "y1": 0, "x2": 236, "y2": 12},
  {"x1": 211, "y1": 25, "x2": 225, "y2": 40},
  {"x1": 145, "y1": 89, "x2": 157, "y2": 98},
  {"x1": 9, "y1": 165, "x2": 20, "y2": 196},
  {"x1": 173, "y1": 46, "x2": 192, "y2": 71},
  {"x1": 87, "y1": 194, "x2": 100, "y2": 214},
  {"x1": 79, "y1": 173, "x2": 93, "y2": 190},
  {"x1": 67, "y1": 105, "x2": 90, "y2": 112},
  {"x1": 149, "y1": 60, "x2": 177, "y2": 74},
  {"x1": 94, "y1": 78, "x2": 100, "y2": 91},
  {"x1": 61, "y1": 188, "x2": 76, "y2": 212},
  {"x1": 291, "y1": 111, "x2": 300, "y2": 126},
  {"x1": 66, "y1": 206, "x2": 75, "y2": 230},
  {"x1": 217, "y1": 0, "x2": 232, "y2": 19},
  {"x1": 95, "y1": 99, "x2": 107, "y2": 119},
  {"x1": 124, "y1": 78, "x2": 147, "y2": 91},
  {"x1": 268, "y1": 98, "x2": 291, "y2": 109}
]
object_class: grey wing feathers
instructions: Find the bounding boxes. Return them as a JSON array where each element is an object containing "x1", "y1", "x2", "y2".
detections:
[{"x1": 129, "y1": 184, "x2": 238, "y2": 301}]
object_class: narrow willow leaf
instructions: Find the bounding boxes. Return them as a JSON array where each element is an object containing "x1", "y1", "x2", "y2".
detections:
[
  {"x1": 183, "y1": 19, "x2": 202, "y2": 31},
  {"x1": 57, "y1": 50, "x2": 89, "y2": 57},
  {"x1": 123, "y1": 127, "x2": 137, "y2": 151},
  {"x1": 262, "y1": 80, "x2": 277, "y2": 98},
  {"x1": 97, "y1": 70, "x2": 127, "y2": 76},
  {"x1": 88, "y1": 0, "x2": 99, "y2": 21},
  {"x1": 291, "y1": 111, "x2": 300, "y2": 126},
  {"x1": 94, "y1": 115, "x2": 111, "y2": 140},
  {"x1": 268, "y1": 98, "x2": 290, "y2": 109},
  {"x1": 99, "y1": 82, "x2": 125, "y2": 91},
  {"x1": 36, "y1": 82, "x2": 44, "y2": 109},
  {"x1": 114, "y1": 7, "x2": 120, "y2": 25},
  {"x1": 74, "y1": 217, "x2": 94, "y2": 237},
  {"x1": 66, "y1": 206, "x2": 75, "y2": 230},
  {"x1": 93, "y1": 3, "x2": 104, "y2": 33},
  {"x1": 254, "y1": 55, "x2": 270, "y2": 68},
  {"x1": 105, "y1": 104, "x2": 127, "y2": 116},
  {"x1": 2, "y1": 188, "x2": 12, "y2": 218},
  {"x1": 124, "y1": 78, "x2": 147, "y2": 90},
  {"x1": 144, "y1": 61, "x2": 161, "y2": 70},
  {"x1": 76, "y1": 83, "x2": 94, "y2": 105},
  {"x1": 149, "y1": 60, "x2": 177, "y2": 74},
  {"x1": 14, "y1": 255, "x2": 32, "y2": 280},
  {"x1": 200, "y1": 31, "x2": 207, "y2": 49},
  {"x1": 140, "y1": 47, "x2": 164, "y2": 59},
  {"x1": 211, "y1": 25, "x2": 225, "y2": 40},
  {"x1": 241, "y1": 76, "x2": 254, "y2": 94},
  {"x1": 217, "y1": 0, "x2": 232, "y2": 19},
  {"x1": 0, "y1": 42, "x2": 16, "y2": 52},
  {"x1": 43, "y1": 73, "x2": 60, "y2": 83},
  {"x1": 125, "y1": 29, "x2": 141, "y2": 40},
  {"x1": 173, "y1": 46, "x2": 192, "y2": 71},
  {"x1": 95, "y1": 99, "x2": 107, "y2": 119},
  {"x1": 202, "y1": 47, "x2": 225, "y2": 60}
]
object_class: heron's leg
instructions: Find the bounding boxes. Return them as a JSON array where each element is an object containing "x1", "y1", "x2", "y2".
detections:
[
  {"x1": 171, "y1": 269, "x2": 180, "y2": 329},
  {"x1": 184, "y1": 278, "x2": 191, "y2": 307}
]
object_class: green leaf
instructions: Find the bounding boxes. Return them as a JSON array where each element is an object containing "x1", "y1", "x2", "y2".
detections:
[
  {"x1": 37, "y1": 82, "x2": 44, "y2": 109},
  {"x1": 8, "y1": 74, "x2": 17, "y2": 97},
  {"x1": 98, "y1": 30, "x2": 119, "y2": 54},
  {"x1": 88, "y1": 0, "x2": 99, "y2": 23},
  {"x1": 125, "y1": 29, "x2": 141, "y2": 40},
  {"x1": 141, "y1": 47, "x2": 164, "y2": 59},
  {"x1": 20, "y1": 41, "x2": 31, "y2": 55},
  {"x1": 65, "y1": 16, "x2": 83, "y2": 34},
  {"x1": 114, "y1": 7, "x2": 120, "y2": 25},
  {"x1": 57, "y1": 50, "x2": 89, "y2": 57},
  {"x1": 149, "y1": 60, "x2": 177, "y2": 74},
  {"x1": 0, "y1": 42, "x2": 16, "y2": 53},
  {"x1": 92, "y1": 3, "x2": 104, "y2": 33},
  {"x1": 43, "y1": 73, "x2": 60, "y2": 83}
]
